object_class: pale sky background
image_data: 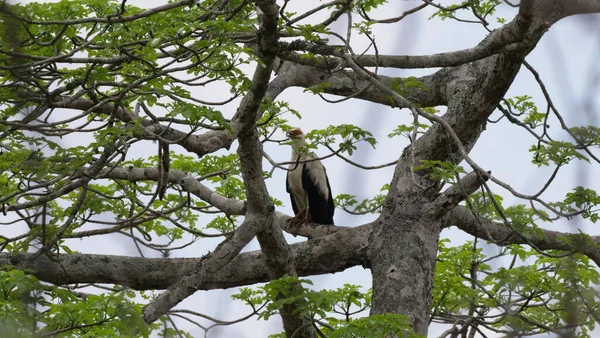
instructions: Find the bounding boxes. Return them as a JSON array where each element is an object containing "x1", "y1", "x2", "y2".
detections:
[{"x1": 6, "y1": 1, "x2": 600, "y2": 337}]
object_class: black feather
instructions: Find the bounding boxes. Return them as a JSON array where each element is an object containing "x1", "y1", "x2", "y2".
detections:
[{"x1": 302, "y1": 164, "x2": 334, "y2": 225}]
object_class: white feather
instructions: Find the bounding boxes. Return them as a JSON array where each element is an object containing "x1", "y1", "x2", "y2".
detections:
[{"x1": 304, "y1": 157, "x2": 330, "y2": 198}]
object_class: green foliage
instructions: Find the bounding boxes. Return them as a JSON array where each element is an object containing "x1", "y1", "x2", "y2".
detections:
[
  {"x1": 0, "y1": 269, "x2": 151, "y2": 337},
  {"x1": 233, "y1": 276, "x2": 419, "y2": 338},
  {"x1": 206, "y1": 215, "x2": 237, "y2": 233},
  {"x1": 352, "y1": 21, "x2": 376, "y2": 35},
  {"x1": 297, "y1": 51, "x2": 332, "y2": 66},
  {"x1": 549, "y1": 186, "x2": 600, "y2": 222},
  {"x1": 467, "y1": 191, "x2": 506, "y2": 219},
  {"x1": 432, "y1": 240, "x2": 600, "y2": 336},
  {"x1": 530, "y1": 141, "x2": 589, "y2": 166},
  {"x1": 468, "y1": 191, "x2": 554, "y2": 230},
  {"x1": 391, "y1": 76, "x2": 428, "y2": 99},
  {"x1": 258, "y1": 100, "x2": 300, "y2": 142},
  {"x1": 216, "y1": 176, "x2": 246, "y2": 200},
  {"x1": 168, "y1": 153, "x2": 240, "y2": 178},
  {"x1": 570, "y1": 126, "x2": 600, "y2": 147},
  {"x1": 3, "y1": 1, "x2": 600, "y2": 337},
  {"x1": 303, "y1": 82, "x2": 332, "y2": 95},
  {"x1": 166, "y1": 102, "x2": 232, "y2": 132},
  {"x1": 351, "y1": 0, "x2": 389, "y2": 12},
  {"x1": 296, "y1": 24, "x2": 330, "y2": 43},
  {"x1": 502, "y1": 95, "x2": 548, "y2": 129},
  {"x1": 0, "y1": 0, "x2": 257, "y2": 269},
  {"x1": 469, "y1": 185, "x2": 600, "y2": 230},
  {"x1": 328, "y1": 314, "x2": 419, "y2": 338},
  {"x1": 414, "y1": 160, "x2": 465, "y2": 183},
  {"x1": 0, "y1": 134, "x2": 84, "y2": 191},
  {"x1": 504, "y1": 95, "x2": 546, "y2": 128},
  {"x1": 388, "y1": 123, "x2": 430, "y2": 140},
  {"x1": 564, "y1": 187, "x2": 600, "y2": 212},
  {"x1": 336, "y1": 184, "x2": 389, "y2": 215},
  {"x1": 308, "y1": 124, "x2": 377, "y2": 156},
  {"x1": 430, "y1": 0, "x2": 501, "y2": 22},
  {"x1": 500, "y1": 96, "x2": 595, "y2": 171}
]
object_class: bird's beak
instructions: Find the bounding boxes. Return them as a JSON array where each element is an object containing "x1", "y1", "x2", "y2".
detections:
[{"x1": 286, "y1": 131, "x2": 293, "y2": 139}]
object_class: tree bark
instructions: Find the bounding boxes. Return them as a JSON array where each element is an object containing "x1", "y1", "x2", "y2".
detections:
[{"x1": 369, "y1": 202, "x2": 441, "y2": 334}]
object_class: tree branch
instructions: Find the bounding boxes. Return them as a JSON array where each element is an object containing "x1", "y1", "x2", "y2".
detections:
[
  {"x1": 424, "y1": 171, "x2": 490, "y2": 219},
  {"x1": 278, "y1": 38, "x2": 527, "y2": 70},
  {"x1": 0, "y1": 225, "x2": 370, "y2": 290},
  {"x1": 100, "y1": 167, "x2": 245, "y2": 215},
  {"x1": 274, "y1": 60, "x2": 447, "y2": 108},
  {"x1": 277, "y1": 211, "x2": 346, "y2": 238},
  {"x1": 50, "y1": 97, "x2": 235, "y2": 158},
  {"x1": 443, "y1": 206, "x2": 600, "y2": 267}
]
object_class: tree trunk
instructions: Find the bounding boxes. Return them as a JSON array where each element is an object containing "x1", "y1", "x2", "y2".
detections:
[
  {"x1": 369, "y1": 149, "x2": 442, "y2": 335},
  {"x1": 370, "y1": 214, "x2": 441, "y2": 335},
  {"x1": 365, "y1": 18, "x2": 534, "y2": 337}
]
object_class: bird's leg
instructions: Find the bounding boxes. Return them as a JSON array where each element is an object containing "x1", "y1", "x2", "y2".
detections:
[
  {"x1": 287, "y1": 209, "x2": 311, "y2": 226},
  {"x1": 302, "y1": 207, "x2": 312, "y2": 223},
  {"x1": 286, "y1": 210, "x2": 304, "y2": 224},
  {"x1": 296, "y1": 208, "x2": 311, "y2": 225}
]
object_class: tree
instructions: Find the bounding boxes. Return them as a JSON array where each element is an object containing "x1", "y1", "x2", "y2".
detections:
[{"x1": 1, "y1": 0, "x2": 600, "y2": 337}]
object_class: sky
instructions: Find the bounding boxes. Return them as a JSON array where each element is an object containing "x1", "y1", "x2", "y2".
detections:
[{"x1": 7, "y1": 1, "x2": 600, "y2": 337}]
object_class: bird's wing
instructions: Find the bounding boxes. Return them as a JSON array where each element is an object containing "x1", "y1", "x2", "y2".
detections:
[
  {"x1": 302, "y1": 159, "x2": 335, "y2": 225},
  {"x1": 286, "y1": 171, "x2": 300, "y2": 215}
]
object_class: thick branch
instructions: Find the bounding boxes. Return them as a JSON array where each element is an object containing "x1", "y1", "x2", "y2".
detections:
[
  {"x1": 279, "y1": 37, "x2": 526, "y2": 70},
  {"x1": 360, "y1": 6, "x2": 558, "y2": 334},
  {"x1": 563, "y1": 0, "x2": 600, "y2": 16},
  {"x1": 0, "y1": 225, "x2": 370, "y2": 290},
  {"x1": 274, "y1": 60, "x2": 447, "y2": 108},
  {"x1": 278, "y1": 0, "x2": 600, "y2": 72},
  {"x1": 277, "y1": 211, "x2": 345, "y2": 238},
  {"x1": 529, "y1": 0, "x2": 600, "y2": 25},
  {"x1": 103, "y1": 166, "x2": 344, "y2": 238}
]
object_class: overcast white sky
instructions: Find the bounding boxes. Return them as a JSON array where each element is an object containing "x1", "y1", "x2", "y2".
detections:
[{"x1": 8, "y1": 1, "x2": 600, "y2": 337}]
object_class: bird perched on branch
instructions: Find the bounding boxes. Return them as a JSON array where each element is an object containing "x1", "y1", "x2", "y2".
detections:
[{"x1": 286, "y1": 128, "x2": 335, "y2": 225}]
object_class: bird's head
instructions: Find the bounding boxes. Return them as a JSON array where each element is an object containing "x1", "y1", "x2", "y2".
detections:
[
  {"x1": 286, "y1": 128, "x2": 304, "y2": 140},
  {"x1": 286, "y1": 127, "x2": 306, "y2": 147}
]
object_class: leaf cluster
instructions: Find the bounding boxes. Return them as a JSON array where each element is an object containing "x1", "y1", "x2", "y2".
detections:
[
  {"x1": 336, "y1": 184, "x2": 389, "y2": 215},
  {"x1": 308, "y1": 124, "x2": 377, "y2": 156},
  {"x1": 432, "y1": 239, "x2": 600, "y2": 336},
  {"x1": 232, "y1": 276, "x2": 419, "y2": 338},
  {"x1": 0, "y1": 269, "x2": 151, "y2": 337},
  {"x1": 414, "y1": 160, "x2": 465, "y2": 183}
]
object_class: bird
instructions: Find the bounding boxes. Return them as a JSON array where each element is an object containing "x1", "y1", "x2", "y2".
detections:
[{"x1": 285, "y1": 128, "x2": 335, "y2": 225}]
